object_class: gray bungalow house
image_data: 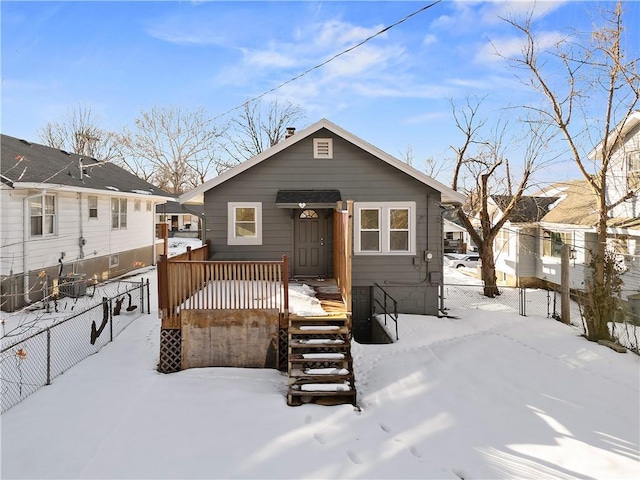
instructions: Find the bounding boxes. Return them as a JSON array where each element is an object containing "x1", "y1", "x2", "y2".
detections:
[{"x1": 180, "y1": 119, "x2": 465, "y2": 329}]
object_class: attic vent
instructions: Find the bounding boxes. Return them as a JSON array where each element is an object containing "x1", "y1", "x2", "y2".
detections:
[
  {"x1": 313, "y1": 138, "x2": 333, "y2": 159},
  {"x1": 19, "y1": 139, "x2": 32, "y2": 146},
  {"x1": 60, "y1": 150, "x2": 71, "y2": 155}
]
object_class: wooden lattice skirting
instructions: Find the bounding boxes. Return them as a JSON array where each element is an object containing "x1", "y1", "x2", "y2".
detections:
[
  {"x1": 278, "y1": 328, "x2": 288, "y2": 371},
  {"x1": 159, "y1": 329, "x2": 182, "y2": 373}
]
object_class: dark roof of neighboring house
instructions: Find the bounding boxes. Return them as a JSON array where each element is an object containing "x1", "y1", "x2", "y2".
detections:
[
  {"x1": 156, "y1": 200, "x2": 204, "y2": 216},
  {"x1": 1, "y1": 134, "x2": 173, "y2": 199},
  {"x1": 491, "y1": 195, "x2": 560, "y2": 223}
]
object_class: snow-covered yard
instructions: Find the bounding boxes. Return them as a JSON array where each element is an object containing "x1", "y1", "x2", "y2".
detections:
[{"x1": 1, "y1": 264, "x2": 639, "y2": 479}]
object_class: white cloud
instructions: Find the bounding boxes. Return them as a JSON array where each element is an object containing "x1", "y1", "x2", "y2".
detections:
[
  {"x1": 475, "y1": 30, "x2": 565, "y2": 63},
  {"x1": 423, "y1": 34, "x2": 438, "y2": 47}
]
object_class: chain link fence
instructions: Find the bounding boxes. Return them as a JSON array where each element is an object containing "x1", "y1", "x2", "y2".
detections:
[
  {"x1": 1, "y1": 279, "x2": 150, "y2": 413},
  {"x1": 441, "y1": 283, "x2": 639, "y2": 354}
]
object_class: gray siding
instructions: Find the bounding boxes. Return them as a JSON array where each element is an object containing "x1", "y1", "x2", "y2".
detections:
[{"x1": 203, "y1": 129, "x2": 444, "y2": 315}]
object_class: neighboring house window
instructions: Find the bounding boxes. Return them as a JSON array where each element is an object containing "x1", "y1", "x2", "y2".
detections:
[
  {"x1": 88, "y1": 196, "x2": 98, "y2": 219},
  {"x1": 354, "y1": 202, "x2": 416, "y2": 255},
  {"x1": 495, "y1": 228, "x2": 510, "y2": 256},
  {"x1": 227, "y1": 202, "x2": 262, "y2": 245},
  {"x1": 628, "y1": 151, "x2": 640, "y2": 190},
  {"x1": 30, "y1": 194, "x2": 56, "y2": 237},
  {"x1": 134, "y1": 199, "x2": 141, "y2": 212},
  {"x1": 313, "y1": 138, "x2": 333, "y2": 159},
  {"x1": 109, "y1": 254, "x2": 119, "y2": 268},
  {"x1": 111, "y1": 198, "x2": 127, "y2": 229},
  {"x1": 543, "y1": 230, "x2": 572, "y2": 258},
  {"x1": 146, "y1": 201, "x2": 152, "y2": 212}
]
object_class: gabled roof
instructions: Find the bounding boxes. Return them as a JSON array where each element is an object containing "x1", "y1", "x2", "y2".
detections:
[
  {"x1": 491, "y1": 195, "x2": 560, "y2": 223},
  {"x1": 156, "y1": 200, "x2": 204, "y2": 216},
  {"x1": 535, "y1": 180, "x2": 599, "y2": 226},
  {"x1": 180, "y1": 118, "x2": 466, "y2": 205},
  {"x1": 589, "y1": 110, "x2": 640, "y2": 160},
  {"x1": 1, "y1": 134, "x2": 174, "y2": 200}
]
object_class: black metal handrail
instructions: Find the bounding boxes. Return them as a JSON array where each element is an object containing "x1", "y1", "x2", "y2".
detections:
[{"x1": 373, "y1": 283, "x2": 399, "y2": 340}]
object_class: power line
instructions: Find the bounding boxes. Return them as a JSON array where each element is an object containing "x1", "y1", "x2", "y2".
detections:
[{"x1": 213, "y1": 1, "x2": 443, "y2": 121}]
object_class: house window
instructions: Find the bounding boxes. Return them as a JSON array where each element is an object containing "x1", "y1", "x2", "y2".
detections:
[
  {"x1": 109, "y1": 254, "x2": 119, "y2": 268},
  {"x1": 628, "y1": 151, "x2": 640, "y2": 190},
  {"x1": 543, "y1": 230, "x2": 572, "y2": 258},
  {"x1": 146, "y1": 201, "x2": 152, "y2": 212},
  {"x1": 227, "y1": 202, "x2": 262, "y2": 245},
  {"x1": 354, "y1": 202, "x2": 416, "y2": 255},
  {"x1": 88, "y1": 196, "x2": 98, "y2": 219},
  {"x1": 30, "y1": 194, "x2": 56, "y2": 237},
  {"x1": 134, "y1": 199, "x2": 141, "y2": 212},
  {"x1": 495, "y1": 228, "x2": 510, "y2": 256},
  {"x1": 300, "y1": 209, "x2": 318, "y2": 219},
  {"x1": 111, "y1": 198, "x2": 127, "y2": 229},
  {"x1": 313, "y1": 138, "x2": 333, "y2": 159}
]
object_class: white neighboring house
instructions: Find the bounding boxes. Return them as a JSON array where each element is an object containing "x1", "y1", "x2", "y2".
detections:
[
  {"x1": 487, "y1": 113, "x2": 640, "y2": 312},
  {"x1": 588, "y1": 111, "x2": 640, "y2": 310},
  {"x1": 1, "y1": 134, "x2": 174, "y2": 311},
  {"x1": 486, "y1": 195, "x2": 562, "y2": 287}
]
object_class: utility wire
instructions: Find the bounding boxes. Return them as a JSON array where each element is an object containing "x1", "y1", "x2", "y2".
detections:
[{"x1": 213, "y1": 0, "x2": 443, "y2": 121}]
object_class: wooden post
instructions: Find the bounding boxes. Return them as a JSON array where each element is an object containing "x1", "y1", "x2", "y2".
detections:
[
  {"x1": 345, "y1": 200, "x2": 353, "y2": 312},
  {"x1": 157, "y1": 255, "x2": 168, "y2": 323},
  {"x1": 561, "y1": 244, "x2": 570, "y2": 324},
  {"x1": 163, "y1": 223, "x2": 169, "y2": 257}
]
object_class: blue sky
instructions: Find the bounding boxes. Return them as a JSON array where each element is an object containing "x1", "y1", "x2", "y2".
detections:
[{"x1": 2, "y1": 1, "x2": 639, "y2": 185}]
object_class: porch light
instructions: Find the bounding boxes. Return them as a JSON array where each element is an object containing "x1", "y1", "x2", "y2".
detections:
[{"x1": 298, "y1": 202, "x2": 306, "y2": 209}]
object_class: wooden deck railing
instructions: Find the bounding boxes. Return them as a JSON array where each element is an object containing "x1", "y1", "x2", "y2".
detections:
[
  {"x1": 158, "y1": 254, "x2": 289, "y2": 329},
  {"x1": 333, "y1": 200, "x2": 353, "y2": 312}
]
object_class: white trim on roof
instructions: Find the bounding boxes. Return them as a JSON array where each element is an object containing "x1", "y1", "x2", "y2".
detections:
[
  {"x1": 589, "y1": 111, "x2": 640, "y2": 160},
  {"x1": 180, "y1": 118, "x2": 466, "y2": 205}
]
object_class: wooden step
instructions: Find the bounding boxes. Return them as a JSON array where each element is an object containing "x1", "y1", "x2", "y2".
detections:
[{"x1": 288, "y1": 339, "x2": 345, "y2": 349}]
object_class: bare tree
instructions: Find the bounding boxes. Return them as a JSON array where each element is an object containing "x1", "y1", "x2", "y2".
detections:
[
  {"x1": 450, "y1": 97, "x2": 553, "y2": 297},
  {"x1": 37, "y1": 105, "x2": 123, "y2": 162},
  {"x1": 121, "y1": 106, "x2": 225, "y2": 194},
  {"x1": 223, "y1": 99, "x2": 306, "y2": 167},
  {"x1": 501, "y1": 1, "x2": 639, "y2": 340}
]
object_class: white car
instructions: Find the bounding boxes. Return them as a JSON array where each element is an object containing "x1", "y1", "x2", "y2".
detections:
[{"x1": 445, "y1": 253, "x2": 480, "y2": 269}]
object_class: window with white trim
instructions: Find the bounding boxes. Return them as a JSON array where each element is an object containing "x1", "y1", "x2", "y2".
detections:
[
  {"x1": 354, "y1": 202, "x2": 416, "y2": 255},
  {"x1": 88, "y1": 196, "x2": 98, "y2": 219},
  {"x1": 313, "y1": 138, "x2": 333, "y2": 159},
  {"x1": 134, "y1": 199, "x2": 141, "y2": 212},
  {"x1": 111, "y1": 198, "x2": 127, "y2": 229},
  {"x1": 146, "y1": 201, "x2": 152, "y2": 212},
  {"x1": 30, "y1": 194, "x2": 56, "y2": 237},
  {"x1": 227, "y1": 202, "x2": 262, "y2": 245},
  {"x1": 543, "y1": 230, "x2": 572, "y2": 258},
  {"x1": 628, "y1": 151, "x2": 640, "y2": 190}
]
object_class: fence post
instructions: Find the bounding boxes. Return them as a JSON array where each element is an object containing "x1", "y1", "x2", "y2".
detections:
[
  {"x1": 109, "y1": 297, "x2": 113, "y2": 342},
  {"x1": 46, "y1": 328, "x2": 51, "y2": 385},
  {"x1": 561, "y1": 244, "x2": 570, "y2": 324},
  {"x1": 146, "y1": 278, "x2": 151, "y2": 314},
  {"x1": 140, "y1": 278, "x2": 144, "y2": 314}
]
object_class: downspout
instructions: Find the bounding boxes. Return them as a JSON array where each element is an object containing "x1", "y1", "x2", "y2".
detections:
[{"x1": 78, "y1": 192, "x2": 85, "y2": 260}]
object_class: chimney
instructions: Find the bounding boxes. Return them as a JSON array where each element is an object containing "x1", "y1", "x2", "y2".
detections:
[{"x1": 285, "y1": 127, "x2": 296, "y2": 139}]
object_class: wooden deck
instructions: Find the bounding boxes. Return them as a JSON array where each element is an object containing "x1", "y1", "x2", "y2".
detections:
[{"x1": 290, "y1": 277, "x2": 349, "y2": 316}]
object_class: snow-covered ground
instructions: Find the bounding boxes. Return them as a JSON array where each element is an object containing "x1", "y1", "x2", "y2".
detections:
[{"x1": 2, "y1": 261, "x2": 639, "y2": 479}]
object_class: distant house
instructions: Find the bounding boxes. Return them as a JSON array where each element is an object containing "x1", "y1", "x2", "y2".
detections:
[
  {"x1": 156, "y1": 201, "x2": 203, "y2": 238},
  {"x1": 442, "y1": 210, "x2": 472, "y2": 254},
  {"x1": 488, "y1": 194, "x2": 561, "y2": 287},
  {"x1": 1, "y1": 134, "x2": 173, "y2": 311},
  {"x1": 180, "y1": 118, "x2": 465, "y2": 327}
]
